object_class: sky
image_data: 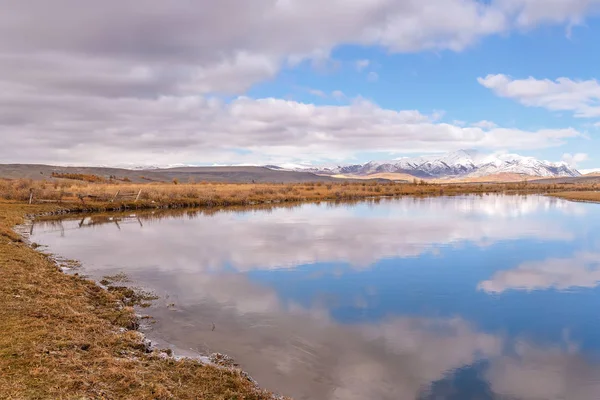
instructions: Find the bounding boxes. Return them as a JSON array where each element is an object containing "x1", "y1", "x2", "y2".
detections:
[{"x1": 1, "y1": 1, "x2": 600, "y2": 169}]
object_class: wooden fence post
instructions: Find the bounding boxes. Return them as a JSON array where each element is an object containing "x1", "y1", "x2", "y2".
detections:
[
  {"x1": 135, "y1": 189, "x2": 142, "y2": 202},
  {"x1": 111, "y1": 190, "x2": 120, "y2": 202},
  {"x1": 28, "y1": 188, "x2": 34, "y2": 204}
]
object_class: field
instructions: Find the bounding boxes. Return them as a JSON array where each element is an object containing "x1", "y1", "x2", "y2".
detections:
[
  {"x1": 1, "y1": 178, "x2": 600, "y2": 399},
  {"x1": 2, "y1": 178, "x2": 600, "y2": 210}
]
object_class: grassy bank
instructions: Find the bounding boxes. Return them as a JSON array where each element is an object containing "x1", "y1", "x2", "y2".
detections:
[
  {"x1": 0, "y1": 201, "x2": 278, "y2": 399},
  {"x1": 549, "y1": 191, "x2": 600, "y2": 203},
  {"x1": 2, "y1": 179, "x2": 600, "y2": 210}
]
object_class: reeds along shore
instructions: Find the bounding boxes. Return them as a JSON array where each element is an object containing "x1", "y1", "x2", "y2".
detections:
[{"x1": 1, "y1": 178, "x2": 599, "y2": 208}]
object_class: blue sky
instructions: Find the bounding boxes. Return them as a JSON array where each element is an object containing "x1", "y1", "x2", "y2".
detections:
[
  {"x1": 247, "y1": 22, "x2": 600, "y2": 168},
  {"x1": 2, "y1": 1, "x2": 600, "y2": 168}
]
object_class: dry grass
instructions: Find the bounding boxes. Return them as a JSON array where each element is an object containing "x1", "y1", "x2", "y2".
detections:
[
  {"x1": 51, "y1": 172, "x2": 107, "y2": 183},
  {"x1": 2, "y1": 179, "x2": 600, "y2": 210},
  {"x1": 549, "y1": 191, "x2": 600, "y2": 203},
  {"x1": 0, "y1": 201, "x2": 279, "y2": 399}
]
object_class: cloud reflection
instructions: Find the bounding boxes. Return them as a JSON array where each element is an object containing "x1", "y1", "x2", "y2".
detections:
[
  {"x1": 32, "y1": 195, "x2": 579, "y2": 273},
  {"x1": 139, "y1": 269, "x2": 503, "y2": 400},
  {"x1": 478, "y1": 252, "x2": 600, "y2": 293},
  {"x1": 28, "y1": 195, "x2": 600, "y2": 399},
  {"x1": 136, "y1": 266, "x2": 600, "y2": 400}
]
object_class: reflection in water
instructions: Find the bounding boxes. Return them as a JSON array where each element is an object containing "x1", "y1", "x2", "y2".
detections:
[
  {"x1": 479, "y1": 252, "x2": 600, "y2": 293},
  {"x1": 145, "y1": 270, "x2": 502, "y2": 400},
  {"x1": 30, "y1": 195, "x2": 600, "y2": 399},
  {"x1": 33, "y1": 196, "x2": 574, "y2": 272}
]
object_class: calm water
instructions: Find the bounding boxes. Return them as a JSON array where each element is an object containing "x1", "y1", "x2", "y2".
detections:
[{"x1": 30, "y1": 195, "x2": 600, "y2": 400}]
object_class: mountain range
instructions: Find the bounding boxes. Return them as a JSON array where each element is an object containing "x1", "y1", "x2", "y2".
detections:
[{"x1": 282, "y1": 150, "x2": 582, "y2": 179}]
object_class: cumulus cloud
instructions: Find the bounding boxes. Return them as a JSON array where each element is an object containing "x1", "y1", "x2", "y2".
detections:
[
  {"x1": 562, "y1": 152, "x2": 589, "y2": 167},
  {"x1": 478, "y1": 74, "x2": 600, "y2": 118},
  {"x1": 0, "y1": 93, "x2": 582, "y2": 165},
  {"x1": 1, "y1": 1, "x2": 599, "y2": 164},
  {"x1": 478, "y1": 252, "x2": 600, "y2": 293},
  {"x1": 472, "y1": 120, "x2": 498, "y2": 129}
]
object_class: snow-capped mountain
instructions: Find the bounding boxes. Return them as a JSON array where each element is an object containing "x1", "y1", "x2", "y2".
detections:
[{"x1": 284, "y1": 150, "x2": 581, "y2": 179}]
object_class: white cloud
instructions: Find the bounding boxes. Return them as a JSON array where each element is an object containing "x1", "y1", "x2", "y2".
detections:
[
  {"x1": 1, "y1": 1, "x2": 599, "y2": 164},
  {"x1": 367, "y1": 71, "x2": 379, "y2": 82},
  {"x1": 562, "y1": 152, "x2": 589, "y2": 167},
  {"x1": 355, "y1": 59, "x2": 371, "y2": 71},
  {"x1": 478, "y1": 74, "x2": 600, "y2": 117},
  {"x1": 0, "y1": 92, "x2": 582, "y2": 165},
  {"x1": 472, "y1": 120, "x2": 498, "y2": 129},
  {"x1": 478, "y1": 252, "x2": 600, "y2": 293}
]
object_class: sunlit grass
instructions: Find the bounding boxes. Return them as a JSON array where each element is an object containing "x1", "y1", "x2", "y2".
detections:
[{"x1": 2, "y1": 178, "x2": 598, "y2": 208}]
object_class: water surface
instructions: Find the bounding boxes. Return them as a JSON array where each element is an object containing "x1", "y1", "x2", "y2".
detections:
[{"x1": 30, "y1": 195, "x2": 600, "y2": 400}]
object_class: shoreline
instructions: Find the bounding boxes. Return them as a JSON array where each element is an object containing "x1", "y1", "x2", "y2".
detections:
[
  {"x1": 16, "y1": 217, "x2": 229, "y2": 365},
  {"x1": 1, "y1": 185, "x2": 599, "y2": 398},
  {"x1": 0, "y1": 201, "x2": 283, "y2": 399},
  {"x1": 547, "y1": 191, "x2": 600, "y2": 204}
]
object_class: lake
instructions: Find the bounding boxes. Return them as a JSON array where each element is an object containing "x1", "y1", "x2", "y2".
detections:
[{"x1": 29, "y1": 195, "x2": 600, "y2": 400}]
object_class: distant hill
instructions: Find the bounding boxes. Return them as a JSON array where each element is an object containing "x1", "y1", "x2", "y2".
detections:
[
  {"x1": 285, "y1": 150, "x2": 581, "y2": 180},
  {"x1": 0, "y1": 164, "x2": 344, "y2": 184},
  {"x1": 529, "y1": 175, "x2": 600, "y2": 185}
]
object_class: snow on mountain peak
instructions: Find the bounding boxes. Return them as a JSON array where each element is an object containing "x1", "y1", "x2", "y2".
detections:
[{"x1": 287, "y1": 150, "x2": 581, "y2": 179}]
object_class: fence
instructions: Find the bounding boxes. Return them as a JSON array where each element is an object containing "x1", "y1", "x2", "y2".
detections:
[
  {"x1": 28, "y1": 188, "x2": 142, "y2": 205},
  {"x1": 109, "y1": 189, "x2": 143, "y2": 203}
]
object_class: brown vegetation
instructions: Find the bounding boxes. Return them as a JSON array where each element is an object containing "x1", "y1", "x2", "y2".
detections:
[
  {"x1": 2, "y1": 179, "x2": 599, "y2": 210},
  {"x1": 51, "y1": 172, "x2": 107, "y2": 183},
  {"x1": 0, "y1": 202, "x2": 279, "y2": 399},
  {"x1": 549, "y1": 191, "x2": 600, "y2": 203}
]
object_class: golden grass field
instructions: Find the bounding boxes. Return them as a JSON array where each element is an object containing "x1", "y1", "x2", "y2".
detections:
[
  {"x1": 1, "y1": 177, "x2": 600, "y2": 399},
  {"x1": 2, "y1": 177, "x2": 599, "y2": 208}
]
